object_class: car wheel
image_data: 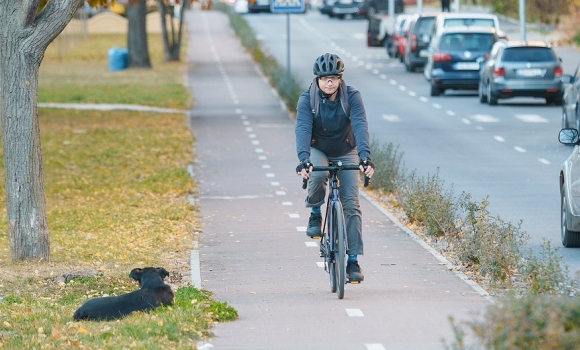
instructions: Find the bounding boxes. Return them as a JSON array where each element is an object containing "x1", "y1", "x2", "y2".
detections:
[
  {"x1": 430, "y1": 83, "x2": 441, "y2": 97},
  {"x1": 487, "y1": 83, "x2": 497, "y2": 105},
  {"x1": 561, "y1": 184, "x2": 580, "y2": 247},
  {"x1": 478, "y1": 80, "x2": 487, "y2": 103}
]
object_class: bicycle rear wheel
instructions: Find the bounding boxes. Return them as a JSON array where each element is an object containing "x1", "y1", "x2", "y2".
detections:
[{"x1": 332, "y1": 201, "x2": 347, "y2": 299}]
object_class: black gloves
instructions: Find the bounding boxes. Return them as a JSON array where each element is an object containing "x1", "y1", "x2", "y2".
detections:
[
  {"x1": 296, "y1": 159, "x2": 312, "y2": 173},
  {"x1": 359, "y1": 157, "x2": 374, "y2": 170}
]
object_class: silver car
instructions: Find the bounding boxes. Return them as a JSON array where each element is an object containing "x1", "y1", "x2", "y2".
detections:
[
  {"x1": 561, "y1": 63, "x2": 580, "y2": 130},
  {"x1": 479, "y1": 40, "x2": 565, "y2": 105},
  {"x1": 558, "y1": 128, "x2": 580, "y2": 247}
]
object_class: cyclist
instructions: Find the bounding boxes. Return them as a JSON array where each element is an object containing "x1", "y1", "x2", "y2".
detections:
[{"x1": 295, "y1": 53, "x2": 375, "y2": 282}]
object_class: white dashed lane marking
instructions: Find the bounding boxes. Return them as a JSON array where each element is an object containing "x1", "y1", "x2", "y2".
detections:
[
  {"x1": 304, "y1": 241, "x2": 318, "y2": 247},
  {"x1": 282, "y1": 202, "x2": 292, "y2": 205},
  {"x1": 289, "y1": 213, "x2": 300, "y2": 218},
  {"x1": 515, "y1": 114, "x2": 549, "y2": 123},
  {"x1": 514, "y1": 146, "x2": 526, "y2": 153},
  {"x1": 366, "y1": 344, "x2": 386, "y2": 350},
  {"x1": 494, "y1": 135, "x2": 505, "y2": 142},
  {"x1": 346, "y1": 309, "x2": 364, "y2": 317}
]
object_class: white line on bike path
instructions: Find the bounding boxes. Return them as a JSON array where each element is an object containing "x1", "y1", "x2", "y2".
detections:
[
  {"x1": 366, "y1": 344, "x2": 386, "y2": 350},
  {"x1": 346, "y1": 308, "x2": 364, "y2": 317}
]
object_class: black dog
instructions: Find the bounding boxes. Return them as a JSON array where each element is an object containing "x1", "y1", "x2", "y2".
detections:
[{"x1": 73, "y1": 267, "x2": 174, "y2": 321}]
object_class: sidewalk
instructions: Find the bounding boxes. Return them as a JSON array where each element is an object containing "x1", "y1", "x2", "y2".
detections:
[{"x1": 185, "y1": 8, "x2": 492, "y2": 349}]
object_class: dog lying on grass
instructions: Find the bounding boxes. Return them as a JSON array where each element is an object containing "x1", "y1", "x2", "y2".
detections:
[{"x1": 73, "y1": 267, "x2": 174, "y2": 321}]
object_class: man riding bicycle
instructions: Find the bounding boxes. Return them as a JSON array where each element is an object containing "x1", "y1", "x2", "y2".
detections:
[{"x1": 295, "y1": 53, "x2": 375, "y2": 282}]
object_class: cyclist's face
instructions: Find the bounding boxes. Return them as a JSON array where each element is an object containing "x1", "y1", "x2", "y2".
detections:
[{"x1": 318, "y1": 75, "x2": 341, "y2": 96}]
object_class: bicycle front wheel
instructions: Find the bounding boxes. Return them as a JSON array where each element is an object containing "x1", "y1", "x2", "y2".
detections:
[{"x1": 332, "y1": 201, "x2": 347, "y2": 299}]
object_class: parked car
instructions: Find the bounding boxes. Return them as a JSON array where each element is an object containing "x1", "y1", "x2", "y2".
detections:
[
  {"x1": 319, "y1": 0, "x2": 335, "y2": 15},
  {"x1": 387, "y1": 14, "x2": 412, "y2": 58},
  {"x1": 479, "y1": 40, "x2": 565, "y2": 105},
  {"x1": 424, "y1": 26, "x2": 499, "y2": 96},
  {"x1": 331, "y1": 0, "x2": 366, "y2": 19},
  {"x1": 404, "y1": 13, "x2": 439, "y2": 72},
  {"x1": 367, "y1": 12, "x2": 410, "y2": 50},
  {"x1": 395, "y1": 15, "x2": 413, "y2": 62},
  {"x1": 248, "y1": 0, "x2": 271, "y2": 12},
  {"x1": 557, "y1": 128, "x2": 580, "y2": 247},
  {"x1": 561, "y1": 63, "x2": 580, "y2": 129},
  {"x1": 432, "y1": 12, "x2": 506, "y2": 39},
  {"x1": 361, "y1": 0, "x2": 404, "y2": 18}
]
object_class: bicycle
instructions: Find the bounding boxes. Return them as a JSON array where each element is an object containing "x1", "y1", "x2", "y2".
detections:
[{"x1": 302, "y1": 161, "x2": 370, "y2": 299}]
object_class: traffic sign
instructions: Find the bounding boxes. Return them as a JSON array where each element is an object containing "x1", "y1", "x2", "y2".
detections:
[{"x1": 270, "y1": 0, "x2": 305, "y2": 13}]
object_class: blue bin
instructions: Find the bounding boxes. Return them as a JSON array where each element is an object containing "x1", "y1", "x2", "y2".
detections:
[{"x1": 108, "y1": 47, "x2": 128, "y2": 71}]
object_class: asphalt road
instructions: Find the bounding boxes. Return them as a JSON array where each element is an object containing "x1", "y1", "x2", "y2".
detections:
[
  {"x1": 186, "y1": 8, "x2": 492, "y2": 350},
  {"x1": 240, "y1": 6, "x2": 580, "y2": 275}
]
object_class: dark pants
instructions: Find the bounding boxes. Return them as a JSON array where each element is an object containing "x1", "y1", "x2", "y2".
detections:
[{"x1": 441, "y1": 0, "x2": 450, "y2": 11}]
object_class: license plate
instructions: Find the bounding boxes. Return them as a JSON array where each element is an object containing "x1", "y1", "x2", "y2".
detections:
[
  {"x1": 517, "y1": 68, "x2": 545, "y2": 77},
  {"x1": 419, "y1": 50, "x2": 428, "y2": 57},
  {"x1": 455, "y1": 62, "x2": 480, "y2": 70}
]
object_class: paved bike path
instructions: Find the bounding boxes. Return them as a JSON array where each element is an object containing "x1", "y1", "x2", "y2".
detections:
[{"x1": 186, "y1": 9, "x2": 491, "y2": 350}]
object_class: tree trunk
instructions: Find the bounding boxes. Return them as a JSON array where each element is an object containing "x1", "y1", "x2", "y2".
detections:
[
  {"x1": 157, "y1": 0, "x2": 185, "y2": 62},
  {"x1": 127, "y1": 0, "x2": 152, "y2": 68},
  {"x1": 0, "y1": 1, "x2": 84, "y2": 261}
]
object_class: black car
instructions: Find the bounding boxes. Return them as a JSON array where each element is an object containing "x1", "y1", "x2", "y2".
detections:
[
  {"x1": 404, "y1": 13, "x2": 439, "y2": 72},
  {"x1": 424, "y1": 26, "x2": 500, "y2": 96},
  {"x1": 362, "y1": 0, "x2": 404, "y2": 18}
]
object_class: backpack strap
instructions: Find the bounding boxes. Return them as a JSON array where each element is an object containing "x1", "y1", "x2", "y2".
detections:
[{"x1": 309, "y1": 78, "x2": 350, "y2": 118}]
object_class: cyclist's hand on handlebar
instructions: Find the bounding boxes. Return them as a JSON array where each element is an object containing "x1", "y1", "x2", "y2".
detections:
[
  {"x1": 359, "y1": 157, "x2": 375, "y2": 178},
  {"x1": 296, "y1": 159, "x2": 312, "y2": 179}
]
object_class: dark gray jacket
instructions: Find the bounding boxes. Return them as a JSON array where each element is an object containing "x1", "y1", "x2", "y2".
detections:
[{"x1": 295, "y1": 80, "x2": 371, "y2": 162}]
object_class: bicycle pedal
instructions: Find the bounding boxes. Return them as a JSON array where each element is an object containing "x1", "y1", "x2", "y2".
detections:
[{"x1": 348, "y1": 280, "x2": 361, "y2": 284}]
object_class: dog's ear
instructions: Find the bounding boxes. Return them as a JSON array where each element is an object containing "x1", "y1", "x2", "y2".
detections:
[
  {"x1": 129, "y1": 268, "x2": 144, "y2": 282},
  {"x1": 158, "y1": 267, "x2": 170, "y2": 279}
]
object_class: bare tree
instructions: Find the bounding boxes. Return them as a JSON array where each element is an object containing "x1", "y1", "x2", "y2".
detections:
[
  {"x1": 0, "y1": 0, "x2": 108, "y2": 261},
  {"x1": 158, "y1": 0, "x2": 186, "y2": 61},
  {"x1": 127, "y1": 0, "x2": 152, "y2": 68}
]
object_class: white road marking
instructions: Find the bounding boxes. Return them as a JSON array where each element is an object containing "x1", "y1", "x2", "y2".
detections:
[
  {"x1": 282, "y1": 202, "x2": 292, "y2": 206},
  {"x1": 419, "y1": 96, "x2": 428, "y2": 103},
  {"x1": 305, "y1": 241, "x2": 318, "y2": 247},
  {"x1": 255, "y1": 148, "x2": 264, "y2": 153},
  {"x1": 539, "y1": 158, "x2": 551, "y2": 165},
  {"x1": 242, "y1": 120, "x2": 250, "y2": 126},
  {"x1": 462, "y1": 118, "x2": 471, "y2": 124},
  {"x1": 432, "y1": 103, "x2": 441, "y2": 109},
  {"x1": 366, "y1": 344, "x2": 386, "y2": 350},
  {"x1": 239, "y1": 113, "x2": 246, "y2": 118},
  {"x1": 252, "y1": 140, "x2": 260, "y2": 145},
  {"x1": 408, "y1": 91, "x2": 416, "y2": 97},
  {"x1": 389, "y1": 79, "x2": 397, "y2": 85},
  {"x1": 380, "y1": 74, "x2": 387, "y2": 79},
  {"x1": 471, "y1": 114, "x2": 498, "y2": 123},
  {"x1": 296, "y1": 226, "x2": 306, "y2": 232},
  {"x1": 346, "y1": 309, "x2": 364, "y2": 317},
  {"x1": 515, "y1": 114, "x2": 549, "y2": 123},
  {"x1": 258, "y1": 156, "x2": 267, "y2": 160},
  {"x1": 494, "y1": 135, "x2": 505, "y2": 142},
  {"x1": 399, "y1": 85, "x2": 406, "y2": 91},
  {"x1": 276, "y1": 191, "x2": 286, "y2": 195},
  {"x1": 446, "y1": 110, "x2": 455, "y2": 116},
  {"x1": 289, "y1": 213, "x2": 300, "y2": 218},
  {"x1": 514, "y1": 146, "x2": 526, "y2": 153},
  {"x1": 270, "y1": 181, "x2": 280, "y2": 186},
  {"x1": 382, "y1": 114, "x2": 401, "y2": 122},
  {"x1": 266, "y1": 173, "x2": 275, "y2": 177},
  {"x1": 245, "y1": 127, "x2": 253, "y2": 132},
  {"x1": 261, "y1": 164, "x2": 270, "y2": 168},
  {"x1": 248, "y1": 133, "x2": 256, "y2": 138},
  {"x1": 316, "y1": 261, "x2": 325, "y2": 267}
]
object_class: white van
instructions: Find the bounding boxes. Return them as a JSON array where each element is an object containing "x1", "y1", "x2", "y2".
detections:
[{"x1": 432, "y1": 13, "x2": 506, "y2": 39}]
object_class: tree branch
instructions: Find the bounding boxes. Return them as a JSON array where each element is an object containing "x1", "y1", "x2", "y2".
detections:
[
  {"x1": 29, "y1": 0, "x2": 84, "y2": 51},
  {"x1": 21, "y1": 0, "x2": 41, "y2": 28}
]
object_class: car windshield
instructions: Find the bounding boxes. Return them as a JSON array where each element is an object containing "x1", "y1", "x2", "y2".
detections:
[
  {"x1": 439, "y1": 33, "x2": 493, "y2": 51},
  {"x1": 443, "y1": 18, "x2": 495, "y2": 28},
  {"x1": 416, "y1": 18, "x2": 435, "y2": 34},
  {"x1": 501, "y1": 47, "x2": 556, "y2": 62}
]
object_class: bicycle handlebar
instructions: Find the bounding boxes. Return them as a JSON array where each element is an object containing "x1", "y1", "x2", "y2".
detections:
[{"x1": 301, "y1": 164, "x2": 370, "y2": 189}]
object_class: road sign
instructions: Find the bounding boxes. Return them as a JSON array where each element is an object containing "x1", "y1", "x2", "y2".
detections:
[{"x1": 270, "y1": 0, "x2": 305, "y2": 13}]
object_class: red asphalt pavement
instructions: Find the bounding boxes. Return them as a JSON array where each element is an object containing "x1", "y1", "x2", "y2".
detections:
[{"x1": 185, "y1": 8, "x2": 491, "y2": 350}]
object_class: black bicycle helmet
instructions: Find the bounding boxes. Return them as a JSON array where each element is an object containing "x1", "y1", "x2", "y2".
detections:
[{"x1": 313, "y1": 53, "x2": 345, "y2": 77}]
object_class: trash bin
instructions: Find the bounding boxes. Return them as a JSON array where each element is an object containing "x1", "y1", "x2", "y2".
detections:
[{"x1": 108, "y1": 47, "x2": 128, "y2": 71}]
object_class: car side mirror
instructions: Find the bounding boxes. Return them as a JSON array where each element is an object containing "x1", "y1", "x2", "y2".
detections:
[
  {"x1": 561, "y1": 74, "x2": 573, "y2": 84},
  {"x1": 559, "y1": 128, "x2": 580, "y2": 145}
]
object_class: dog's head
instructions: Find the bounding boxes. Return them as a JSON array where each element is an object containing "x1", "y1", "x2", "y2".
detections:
[{"x1": 129, "y1": 267, "x2": 170, "y2": 288}]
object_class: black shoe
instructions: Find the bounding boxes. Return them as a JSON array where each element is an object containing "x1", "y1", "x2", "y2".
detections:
[
  {"x1": 346, "y1": 261, "x2": 364, "y2": 282},
  {"x1": 306, "y1": 213, "x2": 322, "y2": 238}
]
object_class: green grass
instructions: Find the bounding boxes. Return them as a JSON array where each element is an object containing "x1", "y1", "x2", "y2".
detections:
[{"x1": 0, "y1": 16, "x2": 237, "y2": 349}]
